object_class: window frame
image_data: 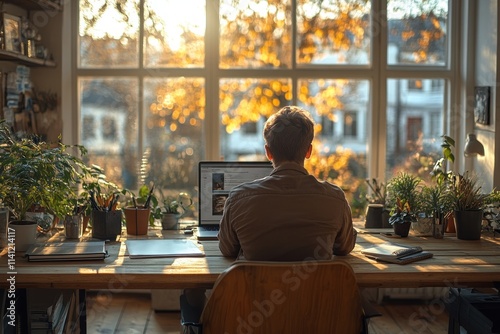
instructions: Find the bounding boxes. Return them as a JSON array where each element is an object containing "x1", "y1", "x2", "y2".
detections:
[{"x1": 65, "y1": 0, "x2": 462, "y2": 188}]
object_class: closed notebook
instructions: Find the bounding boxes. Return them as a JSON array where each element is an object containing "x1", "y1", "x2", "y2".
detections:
[
  {"x1": 126, "y1": 239, "x2": 205, "y2": 258},
  {"x1": 361, "y1": 243, "x2": 433, "y2": 265},
  {"x1": 25, "y1": 241, "x2": 108, "y2": 261}
]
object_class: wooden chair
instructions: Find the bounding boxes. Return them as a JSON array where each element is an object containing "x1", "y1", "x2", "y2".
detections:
[{"x1": 180, "y1": 260, "x2": 380, "y2": 334}]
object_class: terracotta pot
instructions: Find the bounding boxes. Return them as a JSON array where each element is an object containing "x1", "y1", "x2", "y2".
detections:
[{"x1": 124, "y1": 207, "x2": 150, "y2": 235}]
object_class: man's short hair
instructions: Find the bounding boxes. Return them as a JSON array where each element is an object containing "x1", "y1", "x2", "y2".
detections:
[{"x1": 263, "y1": 106, "x2": 314, "y2": 163}]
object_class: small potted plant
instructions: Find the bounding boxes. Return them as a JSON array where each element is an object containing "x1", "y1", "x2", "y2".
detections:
[
  {"x1": 365, "y1": 178, "x2": 390, "y2": 228},
  {"x1": 160, "y1": 192, "x2": 193, "y2": 230},
  {"x1": 447, "y1": 172, "x2": 489, "y2": 240},
  {"x1": 387, "y1": 172, "x2": 421, "y2": 237},
  {"x1": 418, "y1": 184, "x2": 453, "y2": 238},
  {"x1": 122, "y1": 183, "x2": 159, "y2": 235}
]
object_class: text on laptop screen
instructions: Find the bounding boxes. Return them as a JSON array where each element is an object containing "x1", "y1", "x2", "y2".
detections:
[{"x1": 198, "y1": 162, "x2": 273, "y2": 225}]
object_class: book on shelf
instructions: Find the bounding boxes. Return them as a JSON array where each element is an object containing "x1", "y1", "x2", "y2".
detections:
[
  {"x1": 361, "y1": 242, "x2": 433, "y2": 265},
  {"x1": 25, "y1": 241, "x2": 108, "y2": 261}
]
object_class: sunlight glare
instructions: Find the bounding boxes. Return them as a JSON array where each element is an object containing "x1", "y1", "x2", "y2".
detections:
[{"x1": 147, "y1": 0, "x2": 205, "y2": 52}]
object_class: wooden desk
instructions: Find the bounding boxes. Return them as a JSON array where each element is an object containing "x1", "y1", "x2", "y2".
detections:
[{"x1": 1, "y1": 228, "x2": 500, "y2": 290}]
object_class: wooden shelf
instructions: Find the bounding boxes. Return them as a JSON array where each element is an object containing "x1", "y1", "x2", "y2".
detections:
[
  {"x1": 2, "y1": 0, "x2": 62, "y2": 11},
  {"x1": 0, "y1": 50, "x2": 56, "y2": 67}
]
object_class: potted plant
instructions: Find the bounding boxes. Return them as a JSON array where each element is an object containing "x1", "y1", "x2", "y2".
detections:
[
  {"x1": 387, "y1": 172, "x2": 421, "y2": 237},
  {"x1": 364, "y1": 178, "x2": 390, "y2": 228},
  {"x1": 483, "y1": 189, "x2": 500, "y2": 233},
  {"x1": 418, "y1": 183, "x2": 453, "y2": 238},
  {"x1": 0, "y1": 120, "x2": 90, "y2": 249},
  {"x1": 160, "y1": 192, "x2": 193, "y2": 230},
  {"x1": 447, "y1": 172, "x2": 488, "y2": 240},
  {"x1": 122, "y1": 183, "x2": 159, "y2": 235},
  {"x1": 431, "y1": 135, "x2": 457, "y2": 233}
]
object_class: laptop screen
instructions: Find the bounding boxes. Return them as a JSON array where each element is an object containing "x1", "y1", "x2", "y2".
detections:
[{"x1": 198, "y1": 161, "x2": 273, "y2": 226}]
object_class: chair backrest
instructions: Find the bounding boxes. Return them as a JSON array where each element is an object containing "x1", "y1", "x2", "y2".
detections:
[{"x1": 200, "y1": 260, "x2": 364, "y2": 334}]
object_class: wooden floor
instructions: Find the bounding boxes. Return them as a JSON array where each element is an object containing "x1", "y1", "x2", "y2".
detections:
[{"x1": 86, "y1": 291, "x2": 451, "y2": 334}]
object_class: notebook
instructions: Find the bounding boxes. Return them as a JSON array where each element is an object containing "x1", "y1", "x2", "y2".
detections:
[
  {"x1": 197, "y1": 161, "x2": 273, "y2": 240},
  {"x1": 25, "y1": 241, "x2": 108, "y2": 262},
  {"x1": 361, "y1": 243, "x2": 433, "y2": 265},
  {"x1": 125, "y1": 239, "x2": 205, "y2": 258}
]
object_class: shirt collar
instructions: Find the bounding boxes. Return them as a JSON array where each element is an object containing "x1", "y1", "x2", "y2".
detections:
[{"x1": 270, "y1": 161, "x2": 309, "y2": 176}]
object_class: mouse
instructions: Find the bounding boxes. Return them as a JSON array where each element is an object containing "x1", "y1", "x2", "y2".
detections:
[{"x1": 184, "y1": 229, "x2": 193, "y2": 234}]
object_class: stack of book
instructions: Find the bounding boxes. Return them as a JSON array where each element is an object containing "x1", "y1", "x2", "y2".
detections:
[{"x1": 361, "y1": 243, "x2": 433, "y2": 264}]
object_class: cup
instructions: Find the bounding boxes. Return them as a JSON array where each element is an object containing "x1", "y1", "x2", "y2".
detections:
[
  {"x1": 8, "y1": 221, "x2": 38, "y2": 252},
  {"x1": 365, "y1": 204, "x2": 384, "y2": 228},
  {"x1": 64, "y1": 215, "x2": 83, "y2": 239},
  {"x1": 91, "y1": 210, "x2": 122, "y2": 241}
]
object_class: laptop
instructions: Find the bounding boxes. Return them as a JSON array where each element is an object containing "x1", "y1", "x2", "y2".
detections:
[{"x1": 197, "y1": 161, "x2": 274, "y2": 240}]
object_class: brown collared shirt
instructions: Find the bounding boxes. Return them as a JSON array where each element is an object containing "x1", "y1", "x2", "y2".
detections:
[{"x1": 218, "y1": 161, "x2": 357, "y2": 261}]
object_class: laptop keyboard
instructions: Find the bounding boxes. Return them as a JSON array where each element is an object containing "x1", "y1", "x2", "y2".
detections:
[{"x1": 200, "y1": 225, "x2": 219, "y2": 231}]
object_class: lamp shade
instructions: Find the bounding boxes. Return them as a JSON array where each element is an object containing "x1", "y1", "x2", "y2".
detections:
[{"x1": 464, "y1": 133, "x2": 484, "y2": 156}]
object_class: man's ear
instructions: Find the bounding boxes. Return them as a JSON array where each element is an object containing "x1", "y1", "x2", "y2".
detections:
[
  {"x1": 305, "y1": 144, "x2": 312, "y2": 159},
  {"x1": 265, "y1": 145, "x2": 273, "y2": 161}
]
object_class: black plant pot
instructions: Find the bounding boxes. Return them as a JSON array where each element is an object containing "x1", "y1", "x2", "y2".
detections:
[
  {"x1": 454, "y1": 210, "x2": 482, "y2": 240},
  {"x1": 393, "y1": 220, "x2": 412, "y2": 237}
]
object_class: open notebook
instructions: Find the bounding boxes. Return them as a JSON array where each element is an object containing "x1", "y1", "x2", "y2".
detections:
[{"x1": 361, "y1": 243, "x2": 433, "y2": 265}]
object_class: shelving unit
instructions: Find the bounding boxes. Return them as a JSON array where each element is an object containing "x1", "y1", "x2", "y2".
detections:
[
  {"x1": 0, "y1": 49, "x2": 56, "y2": 67},
  {"x1": 1, "y1": 0, "x2": 63, "y2": 11}
]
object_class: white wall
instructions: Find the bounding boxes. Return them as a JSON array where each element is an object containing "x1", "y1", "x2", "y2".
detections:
[{"x1": 473, "y1": 0, "x2": 498, "y2": 191}]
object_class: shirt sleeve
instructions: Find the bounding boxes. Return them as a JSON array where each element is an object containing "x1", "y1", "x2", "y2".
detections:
[
  {"x1": 332, "y1": 200, "x2": 357, "y2": 256},
  {"x1": 217, "y1": 196, "x2": 241, "y2": 257}
]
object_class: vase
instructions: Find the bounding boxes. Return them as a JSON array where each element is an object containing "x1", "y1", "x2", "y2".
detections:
[
  {"x1": 124, "y1": 207, "x2": 150, "y2": 235},
  {"x1": 64, "y1": 214, "x2": 83, "y2": 239},
  {"x1": 161, "y1": 213, "x2": 179, "y2": 230},
  {"x1": 393, "y1": 220, "x2": 412, "y2": 237},
  {"x1": 365, "y1": 204, "x2": 383, "y2": 228},
  {"x1": 454, "y1": 210, "x2": 483, "y2": 240},
  {"x1": 8, "y1": 220, "x2": 38, "y2": 252},
  {"x1": 92, "y1": 210, "x2": 122, "y2": 241}
]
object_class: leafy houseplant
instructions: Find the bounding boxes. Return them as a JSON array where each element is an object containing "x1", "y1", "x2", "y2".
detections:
[
  {"x1": 160, "y1": 192, "x2": 193, "y2": 230},
  {"x1": 387, "y1": 172, "x2": 421, "y2": 237},
  {"x1": 0, "y1": 120, "x2": 89, "y2": 223},
  {"x1": 447, "y1": 172, "x2": 488, "y2": 240}
]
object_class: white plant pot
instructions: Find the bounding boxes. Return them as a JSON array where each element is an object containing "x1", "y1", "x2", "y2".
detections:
[{"x1": 161, "y1": 214, "x2": 179, "y2": 230}]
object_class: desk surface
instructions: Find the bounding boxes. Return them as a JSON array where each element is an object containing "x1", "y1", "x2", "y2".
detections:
[{"x1": 1, "y1": 227, "x2": 500, "y2": 290}]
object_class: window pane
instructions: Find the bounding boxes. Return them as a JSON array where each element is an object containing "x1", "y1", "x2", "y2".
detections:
[
  {"x1": 79, "y1": 0, "x2": 140, "y2": 68},
  {"x1": 387, "y1": 0, "x2": 448, "y2": 66},
  {"x1": 298, "y1": 78, "x2": 370, "y2": 217},
  {"x1": 143, "y1": 77, "x2": 205, "y2": 203},
  {"x1": 296, "y1": 0, "x2": 371, "y2": 65},
  {"x1": 219, "y1": 0, "x2": 292, "y2": 69},
  {"x1": 220, "y1": 78, "x2": 292, "y2": 159},
  {"x1": 144, "y1": 0, "x2": 205, "y2": 68},
  {"x1": 79, "y1": 77, "x2": 139, "y2": 190},
  {"x1": 386, "y1": 78, "x2": 445, "y2": 183}
]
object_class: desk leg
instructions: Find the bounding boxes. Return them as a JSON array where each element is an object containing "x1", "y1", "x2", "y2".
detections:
[{"x1": 79, "y1": 289, "x2": 87, "y2": 334}]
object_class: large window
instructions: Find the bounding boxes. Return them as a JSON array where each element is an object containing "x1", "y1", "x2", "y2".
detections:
[{"x1": 76, "y1": 0, "x2": 454, "y2": 218}]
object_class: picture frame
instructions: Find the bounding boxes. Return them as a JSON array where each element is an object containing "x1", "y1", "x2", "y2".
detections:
[
  {"x1": 2, "y1": 14, "x2": 21, "y2": 53},
  {"x1": 474, "y1": 86, "x2": 490, "y2": 125}
]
